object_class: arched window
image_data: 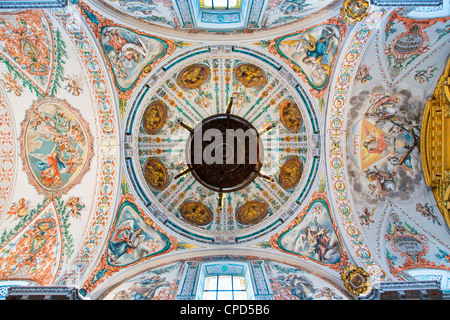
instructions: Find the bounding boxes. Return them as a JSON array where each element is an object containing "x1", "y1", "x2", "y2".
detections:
[{"x1": 176, "y1": 259, "x2": 273, "y2": 300}]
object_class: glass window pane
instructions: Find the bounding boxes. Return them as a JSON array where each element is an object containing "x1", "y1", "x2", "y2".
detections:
[
  {"x1": 200, "y1": 0, "x2": 212, "y2": 8},
  {"x1": 233, "y1": 291, "x2": 248, "y2": 300},
  {"x1": 202, "y1": 291, "x2": 217, "y2": 300},
  {"x1": 200, "y1": 0, "x2": 241, "y2": 9},
  {"x1": 217, "y1": 291, "x2": 233, "y2": 300},
  {"x1": 218, "y1": 275, "x2": 232, "y2": 290},
  {"x1": 233, "y1": 276, "x2": 246, "y2": 290},
  {"x1": 204, "y1": 276, "x2": 217, "y2": 290},
  {"x1": 213, "y1": 0, "x2": 228, "y2": 8},
  {"x1": 229, "y1": 0, "x2": 240, "y2": 8}
]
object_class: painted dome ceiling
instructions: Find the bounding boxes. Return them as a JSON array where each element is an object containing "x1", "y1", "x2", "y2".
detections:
[
  {"x1": 0, "y1": 0, "x2": 449, "y2": 302},
  {"x1": 126, "y1": 48, "x2": 318, "y2": 245}
]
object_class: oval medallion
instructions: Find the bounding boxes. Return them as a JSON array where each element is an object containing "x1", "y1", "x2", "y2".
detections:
[
  {"x1": 21, "y1": 99, "x2": 93, "y2": 195},
  {"x1": 236, "y1": 200, "x2": 269, "y2": 225},
  {"x1": 179, "y1": 201, "x2": 213, "y2": 226},
  {"x1": 143, "y1": 157, "x2": 168, "y2": 191},
  {"x1": 280, "y1": 100, "x2": 303, "y2": 133},
  {"x1": 142, "y1": 100, "x2": 167, "y2": 135},
  {"x1": 176, "y1": 64, "x2": 210, "y2": 90},
  {"x1": 234, "y1": 63, "x2": 267, "y2": 88},
  {"x1": 279, "y1": 156, "x2": 303, "y2": 190}
]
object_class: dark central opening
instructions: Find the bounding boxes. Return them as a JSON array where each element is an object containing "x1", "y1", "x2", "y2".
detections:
[{"x1": 186, "y1": 114, "x2": 264, "y2": 193}]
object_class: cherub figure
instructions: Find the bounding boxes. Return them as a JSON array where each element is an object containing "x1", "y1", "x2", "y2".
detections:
[
  {"x1": 359, "y1": 206, "x2": 375, "y2": 226},
  {"x1": 416, "y1": 203, "x2": 441, "y2": 225},
  {"x1": 65, "y1": 75, "x2": 82, "y2": 96},
  {"x1": 66, "y1": 196, "x2": 85, "y2": 219},
  {"x1": 6, "y1": 198, "x2": 28, "y2": 220},
  {"x1": 355, "y1": 64, "x2": 372, "y2": 83}
]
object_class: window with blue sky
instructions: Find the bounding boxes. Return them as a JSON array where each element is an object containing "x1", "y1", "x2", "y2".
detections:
[{"x1": 200, "y1": 0, "x2": 241, "y2": 9}]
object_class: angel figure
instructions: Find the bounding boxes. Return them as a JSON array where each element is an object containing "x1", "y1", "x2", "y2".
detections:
[
  {"x1": 104, "y1": 28, "x2": 153, "y2": 68},
  {"x1": 139, "y1": 238, "x2": 162, "y2": 256}
]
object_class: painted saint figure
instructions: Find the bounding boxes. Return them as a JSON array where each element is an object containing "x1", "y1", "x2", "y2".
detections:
[
  {"x1": 108, "y1": 224, "x2": 145, "y2": 264},
  {"x1": 361, "y1": 126, "x2": 391, "y2": 159},
  {"x1": 35, "y1": 150, "x2": 65, "y2": 189},
  {"x1": 302, "y1": 26, "x2": 338, "y2": 75},
  {"x1": 364, "y1": 95, "x2": 399, "y2": 127},
  {"x1": 295, "y1": 217, "x2": 334, "y2": 262},
  {"x1": 104, "y1": 28, "x2": 150, "y2": 67}
]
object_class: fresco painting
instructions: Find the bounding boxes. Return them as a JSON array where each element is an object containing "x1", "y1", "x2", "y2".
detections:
[
  {"x1": 276, "y1": 195, "x2": 341, "y2": 264},
  {"x1": 101, "y1": 0, "x2": 180, "y2": 29},
  {"x1": 101, "y1": 26, "x2": 168, "y2": 92},
  {"x1": 273, "y1": 24, "x2": 341, "y2": 92},
  {"x1": 105, "y1": 262, "x2": 183, "y2": 300},
  {"x1": 265, "y1": 260, "x2": 347, "y2": 300},
  {"x1": 21, "y1": 99, "x2": 93, "y2": 195},
  {"x1": 0, "y1": 203, "x2": 62, "y2": 285},
  {"x1": 134, "y1": 54, "x2": 314, "y2": 239},
  {"x1": 100, "y1": 0, "x2": 334, "y2": 33},
  {"x1": 107, "y1": 200, "x2": 171, "y2": 267},
  {"x1": 347, "y1": 87, "x2": 422, "y2": 205}
]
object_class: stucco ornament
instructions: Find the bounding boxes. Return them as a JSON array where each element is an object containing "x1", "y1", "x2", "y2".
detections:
[
  {"x1": 340, "y1": 0, "x2": 370, "y2": 24},
  {"x1": 341, "y1": 264, "x2": 371, "y2": 296}
]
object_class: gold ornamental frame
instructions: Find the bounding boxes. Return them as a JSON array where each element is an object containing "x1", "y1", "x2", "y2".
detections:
[{"x1": 420, "y1": 57, "x2": 450, "y2": 229}]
